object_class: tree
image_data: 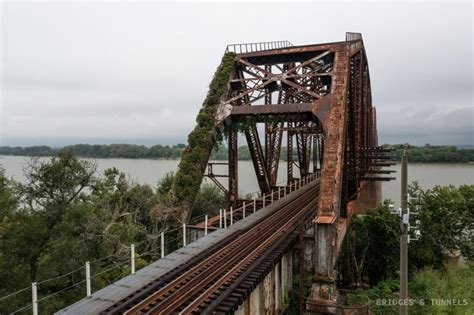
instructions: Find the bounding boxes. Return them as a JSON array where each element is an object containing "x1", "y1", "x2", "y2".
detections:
[
  {"x1": 192, "y1": 182, "x2": 227, "y2": 220},
  {"x1": 9, "y1": 151, "x2": 96, "y2": 282},
  {"x1": 337, "y1": 183, "x2": 474, "y2": 290},
  {"x1": 409, "y1": 183, "x2": 474, "y2": 269},
  {"x1": 337, "y1": 202, "x2": 399, "y2": 287}
]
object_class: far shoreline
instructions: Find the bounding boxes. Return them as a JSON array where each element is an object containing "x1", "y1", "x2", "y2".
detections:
[{"x1": 1, "y1": 155, "x2": 474, "y2": 165}]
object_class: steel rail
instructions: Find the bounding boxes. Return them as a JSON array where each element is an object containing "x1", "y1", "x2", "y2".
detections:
[
  {"x1": 128, "y1": 187, "x2": 313, "y2": 314},
  {"x1": 102, "y1": 182, "x2": 306, "y2": 315},
  {"x1": 182, "y1": 193, "x2": 319, "y2": 314},
  {"x1": 162, "y1": 192, "x2": 316, "y2": 314},
  {"x1": 123, "y1": 181, "x2": 319, "y2": 314}
]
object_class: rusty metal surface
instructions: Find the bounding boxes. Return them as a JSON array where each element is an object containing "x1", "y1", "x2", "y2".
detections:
[
  {"x1": 228, "y1": 131, "x2": 238, "y2": 205},
  {"x1": 231, "y1": 103, "x2": 313, "y2": 115},
  {"x1": 314, "y1": 214, "x2": 337, "y2": 224},
  {"x1": 316, "y1": 44, "x2": 350, "y2": 218}
]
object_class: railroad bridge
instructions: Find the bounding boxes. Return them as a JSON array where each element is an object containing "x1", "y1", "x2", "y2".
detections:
[{"x1": 58, "y1": 33, "x2": 394, "y2": 314}]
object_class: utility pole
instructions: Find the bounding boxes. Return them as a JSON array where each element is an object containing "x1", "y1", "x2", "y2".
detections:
[{"x1": 400, "y1": 151, "x2": 408, "y2": 315}]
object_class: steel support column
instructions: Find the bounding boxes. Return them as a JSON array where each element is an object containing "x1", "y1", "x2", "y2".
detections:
[{"x1": 228, "y1": 130, "x2": 238, "y2": 206}]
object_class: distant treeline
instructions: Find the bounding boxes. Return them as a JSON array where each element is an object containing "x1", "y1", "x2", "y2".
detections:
[
  {"x1": 383, "y1": 144, "x2": 474, "y2": 163},
  {"x1": 0, "y1": 143, "x2": 473, "y2": 163},
  {"x1": 0, "y1": 144, "x2": 187, "y2": 159}
]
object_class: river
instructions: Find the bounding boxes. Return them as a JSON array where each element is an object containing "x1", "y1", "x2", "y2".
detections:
[{"x1": 1, "y1": 156, "x2": 473, "y2": 206}]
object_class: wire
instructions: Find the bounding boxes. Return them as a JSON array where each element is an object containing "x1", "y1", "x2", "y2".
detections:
[
  {"x1": 10, "y1": 303, "x2": 32, "y2": 314},
  {"x1": 36, "y1": 265, "x2": 85, "y2": 285},
  {"x1": 91, "y1": 260, "x2": 129, "y2": 279},
  {"x1": 37, "y1": 280, "x2": 86, "y2": 303},
  {"x1": 136, "y1": 247, "x2": 158, "y2": 257},
  {"x1": 88, "y1": 253, "x2": 118, "y2": 265},
  {"x1": 0, "y1": 286, "x2": 31, "y2": 302}
]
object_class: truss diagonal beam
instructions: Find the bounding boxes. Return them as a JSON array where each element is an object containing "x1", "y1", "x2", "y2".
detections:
[{"x1": 245, "y1": 125, "x2": 271, "y2": 193}]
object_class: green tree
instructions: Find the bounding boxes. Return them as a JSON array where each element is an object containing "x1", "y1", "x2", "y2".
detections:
[
  {"x1": 337, "y1": 202, "x2": 399, "y2": 287},
  {"x1": 409, "y1": 183, "x2": 474, "y2": 269},
  {"x1": 192, "y1": 183, "x2": 227, "y2": 220},
  {"x1": 338, "y1": 183, "x2": 474, "y2": 290},
  {"x1": 14, "y1": 151, "x2": 97, "y2": 282}
]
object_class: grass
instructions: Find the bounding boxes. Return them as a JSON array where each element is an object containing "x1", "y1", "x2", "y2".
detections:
[{"x1": 343, "y1": 263, "x2": 473, "y2": 315}]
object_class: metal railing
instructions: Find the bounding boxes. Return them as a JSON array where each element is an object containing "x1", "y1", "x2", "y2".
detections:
[
  {"x1": 346, "y1": 32, "x2": 363, "y2": 42},
  {"x1": 225, "y1": 40, "x2": 293, "y2": 54}
]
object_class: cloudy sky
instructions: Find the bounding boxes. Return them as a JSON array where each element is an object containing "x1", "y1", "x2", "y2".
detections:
[{"x1": 1, "y1": 0, "x2": 472, "y2": 147}]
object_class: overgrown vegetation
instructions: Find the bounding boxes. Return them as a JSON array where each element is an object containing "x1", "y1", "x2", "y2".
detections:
[
  {"x1": 172, "y1": 52, "x2": 235, "y2": 220},
  {"x1": 2, "y1": 143, "x2": 473, "y2": 163},
  {"x1": 344, "y1": 264, "x2": 474, "y2": 315},
  {"x1": 336, "y1": 183, "x2": 474, "y2": 314},
  {"x1": 0, "y1": 151, "x2": 225, "y2": 314}
]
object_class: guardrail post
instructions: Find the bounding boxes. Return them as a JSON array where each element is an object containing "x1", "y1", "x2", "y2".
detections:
[
  {"x1": 224, "y1": 209, "x2": 227, "y2": 228},
  {"x1": 271, "y1": 190, "x2": 274, "y2": 203},
  {"x1": 32, "y1": 282, "x2": 38, "y2": 315},
  {"x1": 182, "y1": 223, "x2": 186, "y2": 246},
  {"x1": 230, "y1": 207, "x2": 233, "y2": 225},
  {"x1": 253, "y1": 197, "x2": 256, "y2": 213},
  {"x1": 219, "y1": 209, "x2": 222, "y2": 228},
  {"x1": 278, "y1": 187, "x2": 281, "y2": 199},
  {"x1": 130, "y1": 244, "x2": 135, "y2": 274},
  {"x1": 243, "y1": 201, "x2": 246, "y2": 218},
  {"x1": 85, "y1": 261, "x2": 91, "y2": 297},
  {"x1": 205, "y1": 215, "x2": 208, "y2": 236},
  {"x1": 160, "y1": 232, "x2": 165, "y2": 258},
  {"x1": 263, "y1": 193, "x2": 266, "y2": 207}
]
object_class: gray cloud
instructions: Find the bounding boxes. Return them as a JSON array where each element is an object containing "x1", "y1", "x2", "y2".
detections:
[{"x1": 1, "y1": 1, "x2": 472, "y2": 146}]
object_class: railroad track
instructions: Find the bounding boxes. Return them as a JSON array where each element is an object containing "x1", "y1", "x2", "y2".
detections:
[{"x1": 103, "y1": 181, "x2": 319, "y2": 315}]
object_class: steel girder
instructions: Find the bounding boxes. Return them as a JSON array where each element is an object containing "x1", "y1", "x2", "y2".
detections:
[{"x1": 210, "y1": 34, "x2": 390, "y2": 220}]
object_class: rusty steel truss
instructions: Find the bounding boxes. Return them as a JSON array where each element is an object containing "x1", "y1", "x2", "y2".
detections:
[{"x1": 211, "y1": 33, "x2": 393, "y2": 213}]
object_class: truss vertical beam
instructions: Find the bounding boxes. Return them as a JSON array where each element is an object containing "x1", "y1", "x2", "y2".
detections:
[
  {"x1": 267, "y1": 88, "x2": 285, "y2": 186},
  {"x1": 228, "y1": 130, "x2": 238, "y2": 206},
  {"x1": 287, "y1": 124, "x2": 293, "y2": 185},
  {"x1": 264, "y1": 64, "x2": 272, "y2": 165}
]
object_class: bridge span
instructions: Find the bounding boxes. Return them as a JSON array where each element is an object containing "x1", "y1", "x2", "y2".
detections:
[{"x1": 58, "y1": 32, "x2": 393, "y2": 314}]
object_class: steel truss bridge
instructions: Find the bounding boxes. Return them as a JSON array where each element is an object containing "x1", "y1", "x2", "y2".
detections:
[{"x1": 58, "y1": 32, "x2": 394, "y2": 315}]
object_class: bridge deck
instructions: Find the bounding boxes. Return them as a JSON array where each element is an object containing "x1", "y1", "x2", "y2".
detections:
[{"x1": 56, "y1": 178, "x2": 319, "y2": 314}]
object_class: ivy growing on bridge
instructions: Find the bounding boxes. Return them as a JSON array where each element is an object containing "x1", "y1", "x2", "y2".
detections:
[{"x1": 172, "y1": 52, "x2": 236, "y2": 221}]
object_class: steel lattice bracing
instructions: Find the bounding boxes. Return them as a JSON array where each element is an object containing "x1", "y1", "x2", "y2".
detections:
[
  {"x1": 210, "y1": 33, "x2": 394, "y2": 277},
  {"x1": 213, "y1": 33, "x2": 391, "y2": 212},
  {"x1": 214, "y1": 44, "x2": 332, "y2": 202}
]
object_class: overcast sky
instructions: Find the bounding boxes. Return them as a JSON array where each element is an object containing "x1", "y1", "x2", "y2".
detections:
[{"x1": 1, "y1": 0, "x2": 472, "y2": 147}]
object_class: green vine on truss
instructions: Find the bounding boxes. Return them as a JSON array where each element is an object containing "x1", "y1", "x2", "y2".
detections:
[{"x1": 172, "y1": 52, "x2": 236, "y2": 220}]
